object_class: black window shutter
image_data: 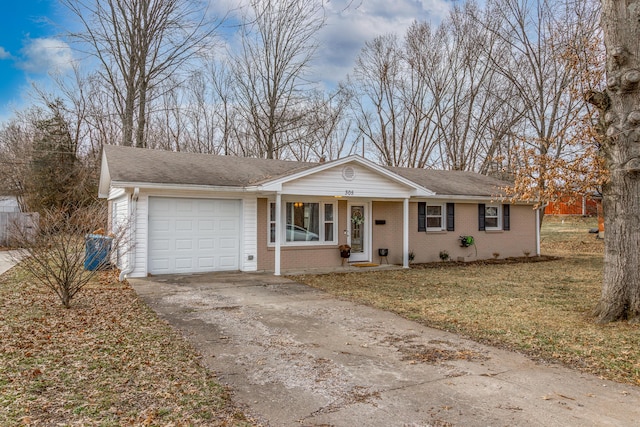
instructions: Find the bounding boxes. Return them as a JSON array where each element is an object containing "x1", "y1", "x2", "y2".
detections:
[
  {"x1": 503, "y1": 204, "x2": 510, "y2": 231},
  {"x1": 446, "y1": 203, "x2": 455, "y2": 231},
  {"x1": 478, "y1": 204, "x2": 486, "y2": 231},
  {"x1": 418, "y1": 202, "x2": 426, "y2": 232}
]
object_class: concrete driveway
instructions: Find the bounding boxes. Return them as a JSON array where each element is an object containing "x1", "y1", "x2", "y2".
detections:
[
  {"x1": 0, "y1": 250, "x2": 19, "y2": 275},
  {"x1": 130, "y1": 272, "x2": 640, "y2": 427}
]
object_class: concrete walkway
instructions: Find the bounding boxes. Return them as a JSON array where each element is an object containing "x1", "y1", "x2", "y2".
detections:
[
  {"x1": 0, "y1": 250, "x2": 19, "y2": 275},
  {"x1": 130, "y1": 272, "x2": 640, "y2": 427}
]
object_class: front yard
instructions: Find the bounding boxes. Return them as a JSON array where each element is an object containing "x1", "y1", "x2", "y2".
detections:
[
  {"x1": 297, "y1": 216, "x2": 640, "y2": 386},
  {"x1": 0, "y1": 269, "x2": 251, "y2": 426},
  {"x1": 1, "y1": 215, "x2": 637, "y2": 426}
]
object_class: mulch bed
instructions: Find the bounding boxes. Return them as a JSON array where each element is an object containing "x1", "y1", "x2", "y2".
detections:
[{"x1": 410, "y1": 255, "x2": 560, "y2": 269}]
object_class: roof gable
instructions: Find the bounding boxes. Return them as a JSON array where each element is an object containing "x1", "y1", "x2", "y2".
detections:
[
  {"x1": 283, "y1": 162, "x2": 422, "y2": 198},
  {"x1": 259, "y1": 155, "x2": 433, "y2": 197}
]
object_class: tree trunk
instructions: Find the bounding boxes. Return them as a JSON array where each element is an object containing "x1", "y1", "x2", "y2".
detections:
[
  {"x1": 122, "y1": 85, "x2": 136, "y2": 147},
  {"x1": 596, "y1": 175, "x2": 640, "y2": 322},
  {"x1": 593, "y1": 0, "x2": 640, "y2": 323},
  {"x1": 136, "y1": 79, "x2": 147, "y2": 148}
]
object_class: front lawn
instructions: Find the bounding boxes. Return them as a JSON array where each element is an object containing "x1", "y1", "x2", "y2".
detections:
[
  {"x1": 0, "y1": 268, "x2": 252, "y2": 426},
  {"x1": 296, "y1": 216, "x2": 640, "y2": 386}
]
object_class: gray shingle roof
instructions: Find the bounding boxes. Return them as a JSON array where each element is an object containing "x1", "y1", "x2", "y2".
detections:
[
  {"x1": 387, "y1": 167, "x2": 508, "y2": 197},
  {"x1": 103, "y1": 145, "x2": 315, "y2": 187},
  {"x1": 102, "y1": 145, "x2": 510, "y2": 197}
]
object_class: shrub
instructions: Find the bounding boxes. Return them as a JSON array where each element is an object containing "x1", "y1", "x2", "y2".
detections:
[{"x1": 9, "y1": 204, "x2": 129, "y2": 308}]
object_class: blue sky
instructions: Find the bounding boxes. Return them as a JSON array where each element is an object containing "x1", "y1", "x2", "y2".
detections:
[
  {"x1": 0, "y1": 0, "x2": 451, "y2": 120},
  {"x1": 0, "y1": 0, "x2": 76, "y2": 115}
]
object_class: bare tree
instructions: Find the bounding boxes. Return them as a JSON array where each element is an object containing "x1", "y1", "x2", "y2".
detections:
[
  {"x1": 9, "y1": 204, "x2": 128, "y2": 308},
  {"x1": 349, "y1": 3, "x2": 508, "y2": 171},
  {"x1": 206, "y1": 59, "x2": 238, "y2": 155},
  {"x1": 432, "y1": 1, "x2": 507, "y2": 171},
  {"x1": 0, "y1": 113, "x2": 39, "y2": 212},
  {"x1": 149, "y1": 74, "x2": 187, "y2": 152},
  {"x1": 350, "y1": 33, "x2": 403, "y2": 166},
  {"x1": 62, "y1": 0, "x2": 218, "y2": 148},
  {"x1": 231, "y1": 0, "x2": 326, "y2": 159},
  {"x1": 33, "y1": 68, "x2": 112, "y2": 202},
  {"x1": 277, "y1": 87, "x2": 354, "y2": 161},
  {"x1": 308, "y1": 87, "x2": 356, "y2": 161},
  {"x1": 487, "y1": 0, "x2": 602, "y2": 209},
  {"x1": 350, "y1": 31, "x2": 441, "y2": 168},
  {"x1": 179, "y1": 61, "x2": 239, "y2": 155},
  {"x1": 75, "y1": 72, "x2": 124, "y2": 154}
]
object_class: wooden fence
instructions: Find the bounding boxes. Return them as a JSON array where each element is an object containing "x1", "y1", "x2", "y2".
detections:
[
  {"x1": 544, "y1": 196, "x2": 599, "y2": 216},
  {"x1": 0, "y1": 212, "x2": 39, "y2": 247}
]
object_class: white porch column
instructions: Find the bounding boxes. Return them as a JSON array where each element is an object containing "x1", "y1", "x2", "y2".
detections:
[
  {"x1": 403, "y1": 197, "x2": 409, "y2": 268},
  {"x1": 275, "y1": 192, "x2": 282, "y2": 276}
]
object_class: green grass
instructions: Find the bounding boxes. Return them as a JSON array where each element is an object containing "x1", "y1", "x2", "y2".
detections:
[{"x1": 296, "y1": 216, "x2": 640, "y2": 386}]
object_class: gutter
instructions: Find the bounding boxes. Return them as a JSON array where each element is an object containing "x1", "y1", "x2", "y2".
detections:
[
  {"x1": 119, "y1": 187, "x2": 139, "y2": 282},
  {"x1": 110, "y1": 181, "x2": 257, "y2": 193}
]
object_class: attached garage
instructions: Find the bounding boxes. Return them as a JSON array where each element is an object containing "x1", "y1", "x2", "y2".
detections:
[{"x1": 148, "y1": 197, "x2": 241, "y2": 274}]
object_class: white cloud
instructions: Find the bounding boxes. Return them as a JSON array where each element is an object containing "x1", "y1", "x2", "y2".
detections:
[
  {"x1": 209, "y1": 0, "x2": 451, "y2": 88},
  {"x1": 312, "y1": 0, "x2": 451, "y2": 86},
  {"x1": 0, "y1": 47, "x2": 11, "y2": 60},
  {"x1": 208, "y1": 0, "x2": 246, "y2": 17},
  {"x1": 17, "y1": 38, "x2": 74, "y2": 74}
]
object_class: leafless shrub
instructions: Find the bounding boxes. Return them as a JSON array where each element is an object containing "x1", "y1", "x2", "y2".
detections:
[{"x1": 9, "y1": 204, "x2": 129, "y2": 308}]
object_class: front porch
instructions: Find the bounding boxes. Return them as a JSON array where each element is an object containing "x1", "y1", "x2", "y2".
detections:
[{"x1": 257, "y1": 198, "x2": 414, "y2": 275}]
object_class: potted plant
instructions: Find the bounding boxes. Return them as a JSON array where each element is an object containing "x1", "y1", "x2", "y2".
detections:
[
  {"x1": 459, "y1": 235, "x2": 474, "y2": 247},
  {"x1": 339, "y1": 244, "x2": 351, "y2": 258}
]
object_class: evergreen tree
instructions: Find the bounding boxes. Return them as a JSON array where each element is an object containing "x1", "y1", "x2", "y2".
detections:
[{"x1": 28, "y1": 101, "x2": 89, "y2": 214}]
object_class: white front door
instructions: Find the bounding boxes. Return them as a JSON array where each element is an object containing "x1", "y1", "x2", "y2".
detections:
[{"x1": 348, "y1": 203, "x2": 369, "y2": 262}]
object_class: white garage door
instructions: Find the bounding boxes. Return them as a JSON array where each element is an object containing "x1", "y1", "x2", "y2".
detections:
[{"x1": 148, "y1": 197, "x2": 241, "y2": 274}]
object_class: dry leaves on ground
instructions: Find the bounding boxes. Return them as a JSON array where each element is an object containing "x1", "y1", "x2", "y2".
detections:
[
  {"x1": 296, "y1": 218, "x2": 640, "y2": 386},
  {"x1": 0, "y1": 268, "x2": 251, "y2": 426}
]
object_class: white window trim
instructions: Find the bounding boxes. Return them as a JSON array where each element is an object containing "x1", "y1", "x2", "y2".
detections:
[
  {"x1": 426, "y1": 203, "x2": 446, "y2": 232},
  {"x1": 485, "y1": 204, "x2": 502, "y2": 231},
  {"x1": 268, "y1": 200, "x2": 338, "y2": 246}
]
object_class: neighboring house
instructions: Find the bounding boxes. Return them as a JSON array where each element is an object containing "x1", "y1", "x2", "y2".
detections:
[
  {"x1": 0, "y1": 195, "x2": 36, "y2": 247},
  {"x1": 99, "y1": 145, "x2": 541, "y2": 278},
  {"x1": 0, "y1": 196, "x2": 20, "y2": 213},
  {"x1": 544, "y1": 194, "x2": 600, "y2": 216}
]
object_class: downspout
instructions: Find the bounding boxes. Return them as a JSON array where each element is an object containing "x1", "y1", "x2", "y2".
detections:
[
  {"x1": 119, "y1": 187, "x2": 139, "y2": 282},
  {"x1": 536, "y1": 203, "x2": 548, "y2": 257}
]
